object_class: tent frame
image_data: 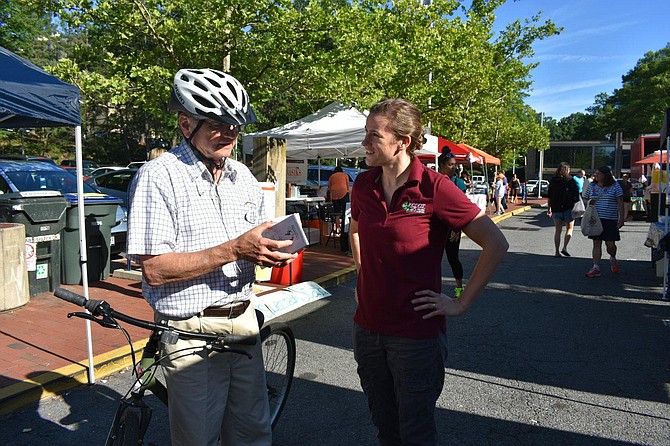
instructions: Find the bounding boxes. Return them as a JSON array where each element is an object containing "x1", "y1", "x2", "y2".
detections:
[{"x1": 0, "y1": 46, "x2": 97, "y2": 383}]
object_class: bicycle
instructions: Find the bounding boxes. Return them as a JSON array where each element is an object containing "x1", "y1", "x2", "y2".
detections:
[{"x1": 53, "y1": 288, "x2": 296, "y2": 446}]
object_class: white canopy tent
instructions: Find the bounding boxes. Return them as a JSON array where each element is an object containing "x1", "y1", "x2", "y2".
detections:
[{"x1": 242, "y1": 101, "x2": 367, "y2": 160}]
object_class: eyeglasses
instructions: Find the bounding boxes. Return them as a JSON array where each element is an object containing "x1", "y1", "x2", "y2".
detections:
[{"x1": 203, "y1": 121, "x2": 241, "y2": 137}]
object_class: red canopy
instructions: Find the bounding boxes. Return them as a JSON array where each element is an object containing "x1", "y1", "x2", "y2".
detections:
[
  {"x1": 438, "y1": 137, "x2": 487, "y2": 164},
  {"x1": 419, "y1": 136, "x2": 501, "y2": 166},
  {"x1": 458, "y1": 143, "x2": 501, "y2": 165},
  {"x1": 636, "y1": 151, "x2": 668, "y2": 164}
]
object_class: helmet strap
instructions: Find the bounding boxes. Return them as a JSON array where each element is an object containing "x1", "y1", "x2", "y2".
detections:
[{"x1": 182, "y1": 118, "x2": 226, "y2": 180}]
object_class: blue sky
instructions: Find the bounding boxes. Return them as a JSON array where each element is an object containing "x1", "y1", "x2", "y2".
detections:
[{"x1": 492, "y1": 0, "x2": 670, "y2": 120}]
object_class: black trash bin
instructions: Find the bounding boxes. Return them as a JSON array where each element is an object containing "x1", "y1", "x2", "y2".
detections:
[
  {"x1": 61, "y1": 193, "x2": 122, "y2": 285},
  {"x1": 0, "y1": 192, "x2": 69, "y2": 296}
]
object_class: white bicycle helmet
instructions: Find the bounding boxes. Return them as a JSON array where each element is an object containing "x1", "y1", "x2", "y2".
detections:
[{"x1": 169, "y1": 68, "x2": 257, "y2": 125}]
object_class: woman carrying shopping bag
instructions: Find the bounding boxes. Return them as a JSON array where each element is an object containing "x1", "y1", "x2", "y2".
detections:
[{"x1": 583, "y1": 166, "x2": 624, "y2": 277}]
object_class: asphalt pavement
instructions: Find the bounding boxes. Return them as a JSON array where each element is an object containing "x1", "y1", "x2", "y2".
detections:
[{"x1": 1, "y1": 206, "x2": 668, "y2": 445}]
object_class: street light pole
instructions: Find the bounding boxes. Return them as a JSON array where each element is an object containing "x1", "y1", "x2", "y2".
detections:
[{"x1": 538, "y1": 112, "x2": 544, "y2": 198}]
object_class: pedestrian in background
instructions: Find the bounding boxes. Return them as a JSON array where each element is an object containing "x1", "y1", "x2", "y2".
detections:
[
  {"x1": 583, "y1": 165, "x2": 624, "y2": 277},
  {"x1": 438, "y1": 149, "x2": 467, "y2": 298},
  {"x1": 349, "y1": 98, "x2": 508, "y2": 445},
  {"x1": 147, "y1": 147, "x2": 167, "y2": 161},
  {"x1": 494, "y1": 173, "x2": 506, "y2": 215},
  {"x1": 573, "y1": 169, "x2": 586, "y2": 195},
  {"x1": 547, "y1": 162, "x2": 580, "y2": 257},
  {"x1": 328, "y1": 165, "x2": 350, "y2": 234},
  {"x1": 620, "y1": 173, "x2": 632, "y2": 221},
  {"x1": 460, "y1": 170, "x2": 472, "y2": 191},
  {"x1": 509, "y1": 174, "x2": 520, "y2": 203}
]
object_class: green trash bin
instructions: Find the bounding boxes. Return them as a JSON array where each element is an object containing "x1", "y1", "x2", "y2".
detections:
[
  {"x1": 0, "y1": 191, "x2": 69, "y2": 296},
  {"x1": 61, "y1": 193, "x2": 122, "y2": 285}
]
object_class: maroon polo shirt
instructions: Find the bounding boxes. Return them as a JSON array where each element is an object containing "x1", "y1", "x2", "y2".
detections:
[{"x1": 351, "y1": 156, "x2": 481, "y2": 339}]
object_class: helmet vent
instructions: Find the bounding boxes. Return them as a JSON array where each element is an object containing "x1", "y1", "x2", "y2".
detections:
[
  {"x1": 194, "y1": 95, "x2": 215, "y2": 108},
  {"x1": 196, "y1": 80, "x2": 212, "y2": 92}
]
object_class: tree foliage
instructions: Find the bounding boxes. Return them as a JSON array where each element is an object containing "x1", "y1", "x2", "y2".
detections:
[
  {"x1": 552, "y1": 42, "x2": 670, "y2": 142},
  {"x1": 3, "y1": 0, "x2": 561, "y2": 168}
]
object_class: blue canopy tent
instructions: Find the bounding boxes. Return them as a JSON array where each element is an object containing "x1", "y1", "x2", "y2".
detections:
[{"x1": 0, "y1": 46, "x2": 98, "y2": 383}]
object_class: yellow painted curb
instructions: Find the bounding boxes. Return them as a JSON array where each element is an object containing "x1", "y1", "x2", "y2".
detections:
[{"x1": 0, "y1": 339, "x2": 147, "y2": 416}]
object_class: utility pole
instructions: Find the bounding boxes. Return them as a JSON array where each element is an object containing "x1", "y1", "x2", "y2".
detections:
[
  {"x1": 538, "y1": 112, "x2": 544, "y2": 198},
  {"x1": 422, "y1": 0, "x2": 433, "y2": 134}
]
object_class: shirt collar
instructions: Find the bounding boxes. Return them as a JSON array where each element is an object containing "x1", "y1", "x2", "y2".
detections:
[
  {"x1": 372, "y1": 156, "x2": 423, "y2": 187},
  {"x1": 177, "y1": 140, "x2": 238, "y2": 184}
]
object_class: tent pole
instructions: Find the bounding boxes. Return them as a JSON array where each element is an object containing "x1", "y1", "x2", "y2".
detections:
[
  {"x1": 75, "y1": 126, "x2": 95, "y2": 384},
  {"x1": 664, "y1": 137, "x2": 669, "y2": 300}
]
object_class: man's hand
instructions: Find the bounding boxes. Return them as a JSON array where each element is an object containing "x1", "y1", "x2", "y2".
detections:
[
  {"x1": 140, "y1": 221, "x2": 299, "y2": 286},
  {"x1": 234, "y1": 221, "x2": 299, "y2": 268}
]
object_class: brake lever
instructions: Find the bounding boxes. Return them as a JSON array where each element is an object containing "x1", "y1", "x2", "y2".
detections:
[
  {"x1": 209, "y1": 345, "x2": 252, "y2": 359},
  {"x1": 67, "y1": 311, "x2": 120, "y2": 329}
]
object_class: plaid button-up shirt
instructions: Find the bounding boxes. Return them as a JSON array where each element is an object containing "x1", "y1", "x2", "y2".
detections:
[{"x1": 127, "y1": 141, "x2": 266, "y2": 318}]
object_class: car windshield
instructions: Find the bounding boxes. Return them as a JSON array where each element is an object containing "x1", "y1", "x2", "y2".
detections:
[{"x1": 5, "y1": 170, "x2": 97, "y2": 194}]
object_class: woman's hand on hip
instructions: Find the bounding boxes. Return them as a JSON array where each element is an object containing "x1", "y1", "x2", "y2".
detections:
[{"x1": 412, "y1": 289, "x2": 466, "y2": 318}]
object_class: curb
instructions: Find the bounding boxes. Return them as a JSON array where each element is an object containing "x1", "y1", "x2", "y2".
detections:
[{"x1": 2, "y1": 205, "x2": 534, "y2": 414}]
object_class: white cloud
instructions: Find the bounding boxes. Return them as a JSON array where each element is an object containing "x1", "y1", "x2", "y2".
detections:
[
  {"x1": 532, "y1": 77, "x2": 621, "y2": 96},
  {"x1": 527, "y1": 95, "x2": 597, "y2": 119},
  {"x1": 535, "y1": 54, "x2": 624, "y2": 63}
]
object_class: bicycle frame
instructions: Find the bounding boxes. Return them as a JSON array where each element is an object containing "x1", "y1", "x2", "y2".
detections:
[{"x1": 53, "y1": 288, "x2": 295, "y2": 445}]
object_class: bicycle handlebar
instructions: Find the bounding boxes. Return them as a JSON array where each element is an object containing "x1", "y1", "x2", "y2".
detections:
[{"x1": 53, "y1": 288, "x2": 258, "y2": 347}]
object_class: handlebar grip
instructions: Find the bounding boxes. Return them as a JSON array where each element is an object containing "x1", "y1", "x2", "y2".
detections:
[
  {"x1": 223, "y1": 333, "x2": 258, "y2": 346},
  {"x1": 54, "y1": 288, "x2": 87, "y2": 307}
]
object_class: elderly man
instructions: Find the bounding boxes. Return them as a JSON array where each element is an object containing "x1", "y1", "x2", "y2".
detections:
[{"x1": 127, "y1": 68, "x2": 296, "y2": 446}]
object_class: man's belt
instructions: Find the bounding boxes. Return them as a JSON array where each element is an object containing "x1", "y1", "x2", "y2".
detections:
[{"x1": 201, "y1": 300, "x2": 250, "y2": 319}]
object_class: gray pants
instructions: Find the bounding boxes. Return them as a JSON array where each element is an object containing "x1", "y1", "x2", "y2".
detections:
[
  {"x1": 353, "y1": 323, "x2": 448, "y2": 446},
  {"x1": 158, "y1": 304, "x2": 272, "y2": 446}
]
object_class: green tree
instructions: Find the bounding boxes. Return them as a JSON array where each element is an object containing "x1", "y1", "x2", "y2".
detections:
[
  {"x1": 22, "y1": 0, "x2": 559, "y2": 166},
  {"x1": 609, "y1": 43, "x2": 670, "y2": 138}
]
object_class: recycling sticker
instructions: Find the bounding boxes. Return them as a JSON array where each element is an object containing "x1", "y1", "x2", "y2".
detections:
[{"x1": 36, "y1": 263, "x2": 49, "y2": 280}]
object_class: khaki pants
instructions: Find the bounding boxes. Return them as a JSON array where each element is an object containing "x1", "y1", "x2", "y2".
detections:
[{"x1": 157, "y1": 303, "x2": 272, "y2": 446}]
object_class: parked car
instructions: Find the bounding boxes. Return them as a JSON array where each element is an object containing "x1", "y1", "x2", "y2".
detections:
[
  {"x1": 127, "y1": 161, "x2": 146, "y2": 169},
  {"x1": 471, "y1": 180, "x2": 488, "y2": 195},
  {"x1": 60, "y1": 159, "x2": 100, "y2": 177},
  {"x1": 471, "y1": 175, "x2": 486, "y2": 184},
  {"x1": 0, "y1": 159, "x2": 127, "y2": 255},
  {"x1": 0, "y1": 154, "x2": 56, "y2": 164},
  {"x1": 525, "y1": 179, "x2": 549, "y2": 197},
  {"x1": 85, "y1": 168, "x2": 138, "y2": 209},
  {"x1": 302, "y1": 165, "x2": 364, "y2": 196},
  {"x1": 86, "y1": 166, "x2": 126, "y2": 180}
]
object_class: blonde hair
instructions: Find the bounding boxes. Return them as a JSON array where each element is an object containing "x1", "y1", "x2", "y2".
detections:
[
  {"x1": 369, "y1": 99, "x2": 425, "y2": 155},
  {"x1": 148, "y1": 148, "x2": 167, "y2": 161}
]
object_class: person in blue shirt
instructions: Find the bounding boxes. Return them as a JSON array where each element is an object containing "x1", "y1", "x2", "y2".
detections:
[{"x1": 573, "y1": 169, "x2": 586, "y2": 195}]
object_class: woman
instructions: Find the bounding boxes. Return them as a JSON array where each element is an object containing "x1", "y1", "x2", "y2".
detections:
[
  {"x1": 583, "y1": 165, "x2": 624, "y2": 277},
  {"x1": 494, "y1": 173, "x2": 506, "y2": 215},
  {"x1": 438, "y1": 150, "x2": 467, "y2": 298},
  {"x1": 547, "y1": 162, "x2": 580, "y2": 257},
  {"x1": 510, "y1": 174, "x2": 520, "y2": 203},
  {"x1": 349, "y1": 98, "x2": 508, "y2": 445}
]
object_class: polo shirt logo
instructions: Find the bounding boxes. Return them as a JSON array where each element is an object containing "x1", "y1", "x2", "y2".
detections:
[{"x1": 402, "y1": 201, "x2": 426, "y2": 214}]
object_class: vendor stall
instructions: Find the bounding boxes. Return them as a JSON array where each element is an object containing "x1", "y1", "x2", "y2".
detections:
[{"x1": 286, "y1": 196, "x2": 325, "y2": 245}]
